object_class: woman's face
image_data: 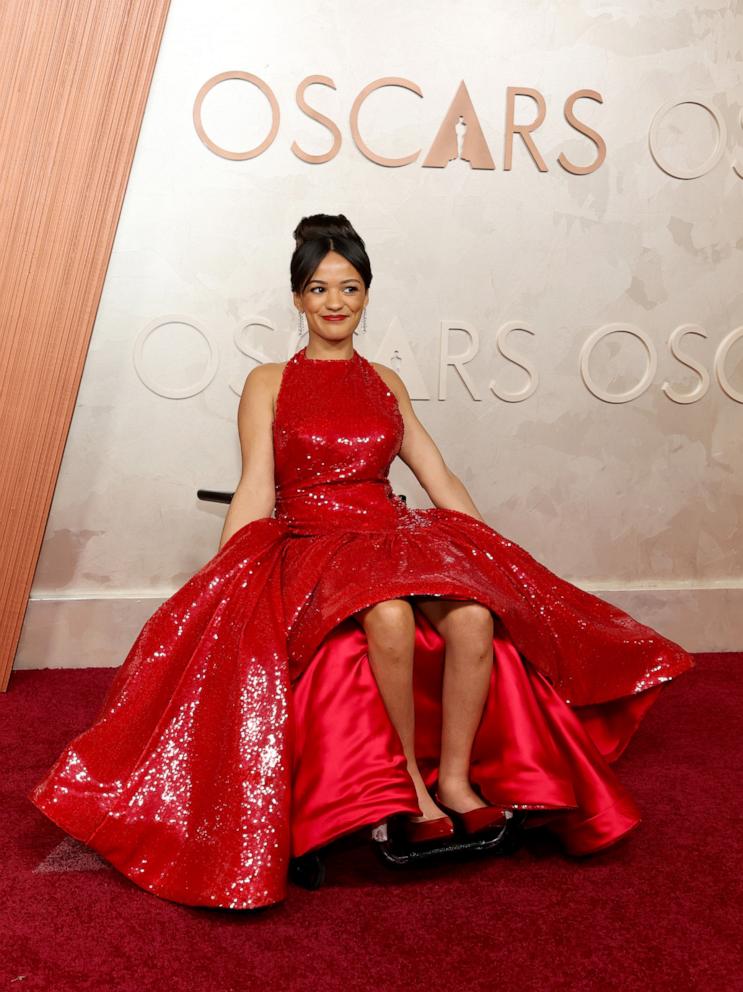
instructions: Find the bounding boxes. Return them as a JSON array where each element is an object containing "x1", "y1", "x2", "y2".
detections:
[{"x1": 293, "y1": 250, "x2": 368, "y2": 344}]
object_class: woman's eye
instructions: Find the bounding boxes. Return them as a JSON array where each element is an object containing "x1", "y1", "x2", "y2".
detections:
[{"x1": 309, "y1": 285, "x2": 358, "y2": 293}]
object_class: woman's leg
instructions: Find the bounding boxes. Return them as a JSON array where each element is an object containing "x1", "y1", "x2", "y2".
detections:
[
  {"x1": 414, "y1": 597, "x2": 495, "y2": 813},
  {"x1": 354, "y1": 598, "x2": 444, "y2": 821}
]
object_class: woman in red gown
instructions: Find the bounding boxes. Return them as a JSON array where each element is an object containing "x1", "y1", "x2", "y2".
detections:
[{"x1": 29, "y1": 213, "x2": 695, "y2": 910}]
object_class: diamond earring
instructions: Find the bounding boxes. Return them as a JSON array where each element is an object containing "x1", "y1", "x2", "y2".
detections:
[
  {"x1": 297, "y1": 310, "x2": 305, "y2": 337},
  {"x1": 360, "y1": 307, "x2": 367, "y2": 334}
]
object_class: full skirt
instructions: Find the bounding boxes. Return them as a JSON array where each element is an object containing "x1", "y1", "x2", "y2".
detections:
[{"x1": 29, "y1": 510, "x2": 694, "y2": 909}]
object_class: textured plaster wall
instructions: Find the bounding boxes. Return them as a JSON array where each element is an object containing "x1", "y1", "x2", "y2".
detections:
[{"x1": 16, "y1": 0, "x2": 743, "y2": 666}]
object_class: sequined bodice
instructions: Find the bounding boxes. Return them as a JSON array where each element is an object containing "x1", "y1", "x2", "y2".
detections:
[{"x1": 272, "y1": 346, "x2": 409, "y2": 535}]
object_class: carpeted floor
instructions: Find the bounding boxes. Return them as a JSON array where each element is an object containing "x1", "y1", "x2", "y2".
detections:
[{"x1": 2, "y1": 655, "x2": 741, "y2": 992}]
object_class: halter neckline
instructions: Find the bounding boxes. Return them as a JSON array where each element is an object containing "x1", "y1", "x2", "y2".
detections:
[{"x1": 299, "y1": 345, "x2": 356, "y2": 364}]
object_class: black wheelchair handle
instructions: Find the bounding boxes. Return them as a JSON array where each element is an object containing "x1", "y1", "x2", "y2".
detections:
[{"x1": 196, "y1": 489, "x2": 407, "y2": 506}]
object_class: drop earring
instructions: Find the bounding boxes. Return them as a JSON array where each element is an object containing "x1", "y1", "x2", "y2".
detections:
[
  {"x1": 297, "y1": 310, "x2": 305, "y2": 337},
  {"x1": 360, "y1": 307, "x2": 367, "y2": 334}
]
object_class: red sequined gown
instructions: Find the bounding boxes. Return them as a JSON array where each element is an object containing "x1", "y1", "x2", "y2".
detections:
[{"x1": 29, "y1": 345, "x2": 695, "y2": 909}]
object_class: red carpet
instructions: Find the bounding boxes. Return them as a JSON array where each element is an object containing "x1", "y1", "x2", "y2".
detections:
[{"x1": 2, "y1": 655, "x2": 741, "y2": 992}]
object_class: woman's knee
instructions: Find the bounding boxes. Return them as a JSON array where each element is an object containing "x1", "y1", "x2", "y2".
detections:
[
  {"x1": 440, "y1": 601, "x2": 494, "y2": 654},
  {"x1": 355, "y1": 598, "x2": 414, "y2": 646}
]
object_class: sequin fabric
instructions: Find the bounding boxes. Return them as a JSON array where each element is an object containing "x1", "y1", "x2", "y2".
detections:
[
  {"x1": 28, "y1": 344, "x2": 694, "y2": 910},
  {"x1": 274, "y1": 348, "x2": 694, "y2": 700},
  {"x1": 30, "y1": 523, "x2": 292, "y2": 909}
]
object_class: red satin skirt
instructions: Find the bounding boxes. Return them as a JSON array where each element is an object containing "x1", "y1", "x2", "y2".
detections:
[{"x1": 291, "y1": 603, "x2": 660, "y2": 858}]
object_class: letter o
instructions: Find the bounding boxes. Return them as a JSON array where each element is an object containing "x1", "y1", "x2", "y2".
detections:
[
  {"x1": 579, "y1": 323, "x2": 657, "y2": 403},
  {"x1": 734, "y1": 106, "x2": 743, "y2": 179},
  {"x1": 648, "y1": 98, "x2": 726, "y2": 179},
  {"x1": 133, "y1": 316, "x2": 218, "y2": 399},
  {"x1": 193, "y1": 71, "x2": 280, "y2": 160}
]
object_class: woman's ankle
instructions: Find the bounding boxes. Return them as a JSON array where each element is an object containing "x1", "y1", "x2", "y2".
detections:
[
  {"x1": 437, "y1": 776, "x2": 487, "y2": 808},
  {"x1": 437, "y1": 773, "x2": 471, "y2": 794}
]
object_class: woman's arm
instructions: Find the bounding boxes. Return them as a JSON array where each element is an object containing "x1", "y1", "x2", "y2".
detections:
[
  {"x1": 218, "y1": 363, "x2": 279, "y2": 550},
  {"x1": 374, "y1": 364, "x2": 486, "y2": 523}
]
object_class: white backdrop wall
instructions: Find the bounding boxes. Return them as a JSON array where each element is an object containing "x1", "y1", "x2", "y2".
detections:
[{"x1": 15, "y1": 0, "x2": 743, "y2": 668}]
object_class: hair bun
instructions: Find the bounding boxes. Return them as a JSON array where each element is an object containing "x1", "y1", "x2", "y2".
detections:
[
  {"x1": 293, "y1": 213, "x2": 364, "y2": 249},
  {"x1": 290, "y1": 212, "x2": 372, "y2": 293}
]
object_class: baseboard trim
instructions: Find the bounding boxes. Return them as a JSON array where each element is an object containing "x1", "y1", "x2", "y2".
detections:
[{"x1": 13, "y1": 584, "x2": 741, "y2": 670}]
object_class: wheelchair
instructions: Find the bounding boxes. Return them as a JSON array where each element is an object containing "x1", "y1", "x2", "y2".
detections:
[
  {"x1": 288, "y1": 811, "x2": 527, "y2": 890},
  {"x1": 198, "y1": 487, "x2": 527, "y2": 890}
]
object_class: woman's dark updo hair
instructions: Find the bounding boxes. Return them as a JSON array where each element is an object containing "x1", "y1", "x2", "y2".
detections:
[{"x1": 290, "y1": 213, "x2": 373, "y2": 295}]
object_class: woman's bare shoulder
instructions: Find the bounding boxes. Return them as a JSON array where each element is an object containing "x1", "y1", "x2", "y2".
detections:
[
  {"x1": 241, "y1": 361, "x2": 289, "y2": 417},
  {"x1": 244, "y1": 360, "x2": 287, "y2": 380},
  {"x1": 242, "y1": 361, "x2": 287, "y2": 391}
]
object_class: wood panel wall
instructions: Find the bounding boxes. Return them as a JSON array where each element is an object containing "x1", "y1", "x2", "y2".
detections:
[{"x1": 0, "y1": 0, "x2": 172, "y2": 692}]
